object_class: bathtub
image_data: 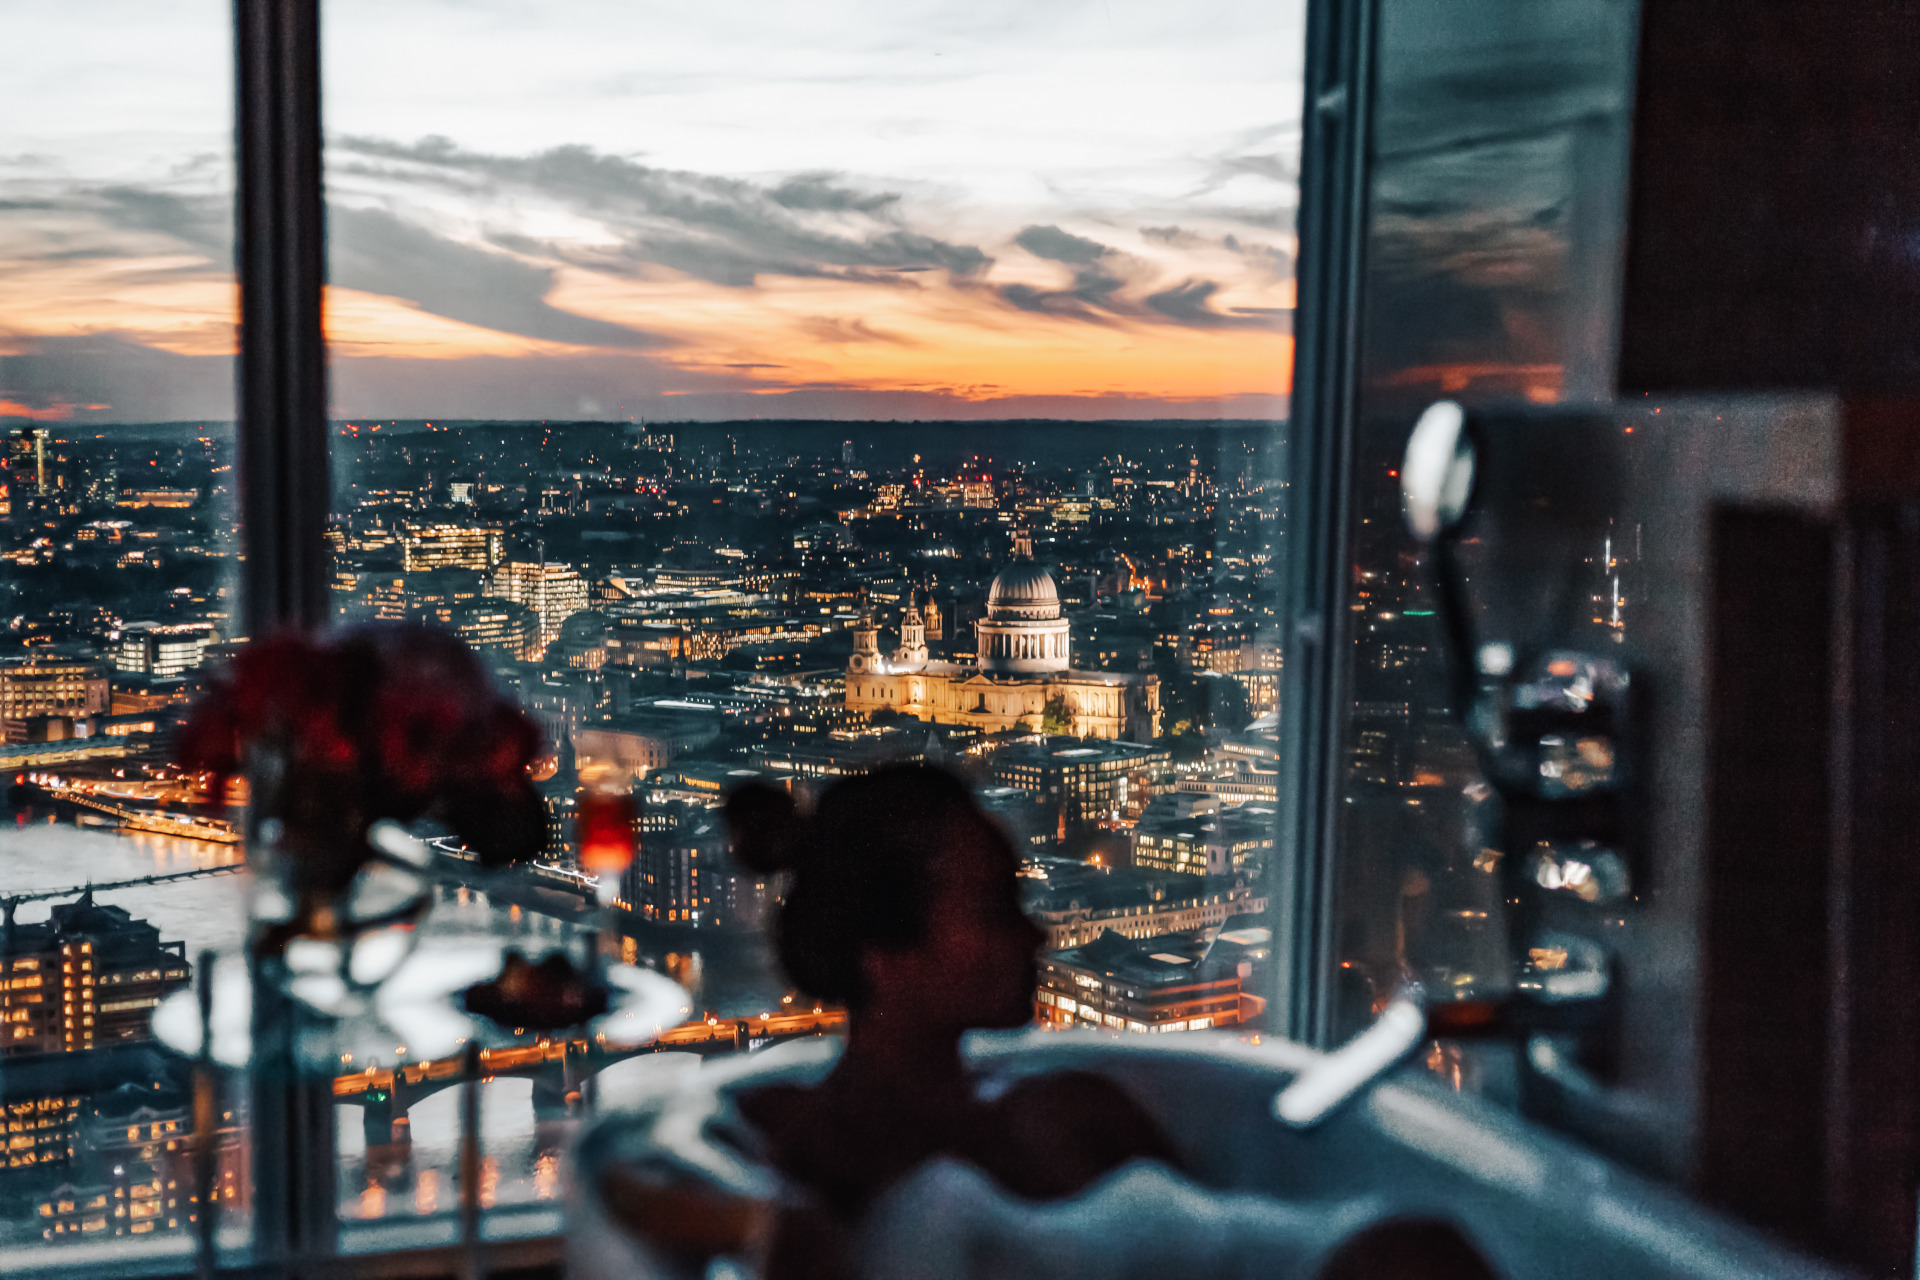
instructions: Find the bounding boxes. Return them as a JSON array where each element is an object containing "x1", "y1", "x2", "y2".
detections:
[{"x1": 568, "y1": 1030, "x2": 1844, "y2": 1280}]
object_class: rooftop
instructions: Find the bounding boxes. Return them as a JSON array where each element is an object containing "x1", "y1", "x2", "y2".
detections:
[
  {"x1": 990, "y1": 736, "x2": 1171, "y2": 769},
  {"x1": 1045, "y1": 926, "x2": 1257, "y2": 989},
  {"x1": 1023, "y1": 867, "x2": 1256, "y2": 918}
]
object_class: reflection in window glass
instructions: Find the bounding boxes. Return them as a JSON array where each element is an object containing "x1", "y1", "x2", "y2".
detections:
[
  {"x1": 1327, "y1": 1, "x2": 1641, "y2": 1089},
  {"x1": 322, "y1": 0, "x2": 1301, "y2": 1238},
  {"x1": 0, "y1": 1, "x2": 247, "y2": 1269}
]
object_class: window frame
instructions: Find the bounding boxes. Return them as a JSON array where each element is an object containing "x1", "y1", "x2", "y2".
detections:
[
  {"x1": 216, "y1": 0, "x2": 1357, "y2": 1269},
  {"x1": 1269, "y1": 0, "x2": 1376, "y2": 1050},
  {"x1": 232, "y1": 0, "x2": 335, "y2": 1267}
]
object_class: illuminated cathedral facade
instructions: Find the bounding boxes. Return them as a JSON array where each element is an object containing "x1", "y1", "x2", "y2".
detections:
[{"x1": 846, "y1": 541, "x2": 1160, "y2": 741}]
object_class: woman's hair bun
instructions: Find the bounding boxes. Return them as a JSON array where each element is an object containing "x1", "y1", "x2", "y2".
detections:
[{"x1": 724, "y1": 781, "x2": 801, "y2": 874}]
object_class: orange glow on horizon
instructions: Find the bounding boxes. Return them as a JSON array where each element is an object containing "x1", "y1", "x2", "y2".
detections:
[
  {"x1": 323, "y1": 288, "x2": 613, "y2": 361},
  {"x1": 0, "y1": 399, "x2": 78, "y2": 421},
  {"x1": 2, "y1": 247, "x2": 1293, "y2": 407},
  {"x1": 0, "y1": 253, "x2": 237, "y2": 356},
  {"x1": 546, "y1": 266, "x2": 1292, "y2": 401},
  {"x1": 1380, "y1": 361, "x2": 1563, "y2": 402}
]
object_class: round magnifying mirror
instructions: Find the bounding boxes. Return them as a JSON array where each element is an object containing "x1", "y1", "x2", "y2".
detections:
[{"x1": 1402, "y1": 400, "x2": 1475, "y2": 541}]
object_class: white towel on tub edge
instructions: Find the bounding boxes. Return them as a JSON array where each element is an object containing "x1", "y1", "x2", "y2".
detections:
[{"x1": 858, "y1": 1157, "x2": 1380, "y2": 1280}]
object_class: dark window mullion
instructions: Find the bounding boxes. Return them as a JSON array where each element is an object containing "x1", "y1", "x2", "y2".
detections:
[
  {"x1": 236, "y1": 0, "x2": 331, "y2": 639},
  {"x1": 233, "y1": 0, "x2": 338, "y2": 1266},
  {"x1": 1273, "y1": 0, "x2": 1377, "y2": 1048}
]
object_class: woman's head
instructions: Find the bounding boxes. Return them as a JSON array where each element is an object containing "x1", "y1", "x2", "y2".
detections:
[{"x1": 728, "y1": 765, "x2": 1043, "y2": 1031}]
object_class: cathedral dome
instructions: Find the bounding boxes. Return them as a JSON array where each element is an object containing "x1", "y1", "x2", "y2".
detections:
[
  {"x1": 987, "y1": 560, "x2": 1059, "y2": 612},
  {"x1": 979, "y1": 552, "x2": 1069, "y2": 673}
]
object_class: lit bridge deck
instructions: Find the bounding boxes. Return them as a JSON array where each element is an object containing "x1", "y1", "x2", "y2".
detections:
[
  {"x1": 37, "y1": 783, "x2": 242, "y2": 844},
  {"x1": 332, "y1": 1007, "x2": 847, "y2": 1135}
]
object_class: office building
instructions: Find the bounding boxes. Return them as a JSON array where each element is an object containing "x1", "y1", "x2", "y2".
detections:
[
  {"x1": 1034, "y1": 926, "x2": 1267, "y2": 1035},
  {"x1": 1022, "y1": 864, "x2": 1267, "y2": 951},
  {"x1": 1, "y1": 894, "x2": 191, "y2": 1057},
  {"x1": 113, "y1": 625, "x2": 213, "y2": 679},
  {"x1": 624, "y1": 799, "x2": 774, "y2": 931},
  {"x1": 399, "y1": 520, "x2": 504, "y2": 573},
  {"x1": 0, "y1": 657, "x2": 110, "y2": 728},
  {"x1": 986, "y1": 736, "x2": 1172, "y2": 828},
  {"x1": 491, "y1": 559, "x2": 590, "y2": 654}
]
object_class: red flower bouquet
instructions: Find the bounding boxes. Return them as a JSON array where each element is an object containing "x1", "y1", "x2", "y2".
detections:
[{"x1": 179, "y1": 625, "x2": 547, "y2": 899}]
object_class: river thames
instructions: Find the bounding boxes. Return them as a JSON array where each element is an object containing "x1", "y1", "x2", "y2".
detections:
[{"x1": 0, "y1": 821, "x2": 791, "y2": 1243}]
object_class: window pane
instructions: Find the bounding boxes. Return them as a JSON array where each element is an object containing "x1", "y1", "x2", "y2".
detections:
[
  {"x1": 0, "y1": 1, "x2": 247, "y2": 1271},
  {"x1": 1327, "y1": 0, "x2": 1641, "y2": 1074},
  {"x1": 322, "y1": 0, "x2": 1301, "y2": 1237}
]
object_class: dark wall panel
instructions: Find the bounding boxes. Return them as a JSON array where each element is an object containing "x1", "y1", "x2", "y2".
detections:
[
  {"x1": 1621, "y1": 3, "x2": 1920, "y2": 393},
  {"x1": 1697, "y1": 509, "x2": 1833, "y2": 1248}
]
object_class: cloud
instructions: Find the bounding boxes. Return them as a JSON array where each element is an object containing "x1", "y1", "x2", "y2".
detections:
[
  {"x1": 97, "y1": 186, "x2": 228, "y2": 253},
  {"x1": 1145, "y1": 278, "x2": 1277, "y2": 328},
  {"x1": 768, "y1": 173, "x2": 900, "y2": 215},
  {"x1": 1140, "y1": 225, "x2": 1210, "y2": 250},
  {"x1": 1192, "y1": 124, "x2": 1304, "y2": 201},
  {"x1": 0, "y1": 129, "x2": 1295, "y2": 420},
  {"x1": 327, "y1": 137, "x2": 1292, "y2": 338},
  {"x1": 1141, "y1": 225, "x2": 1293, "y2": 276},
  {"x1": 1014, "y1": 224, "x2": 1112, "y2": 267},
  {"x1": 65, "y1": 181, "x2": 663, "y2": 351},
  {"x1": 335, "y1": 136, "x2": 991, "y2": 289},
  {"x1": 800, "y1": 316, "x2": 918, "y2": 346},
  {"x1": 328, "y1": 206, "x2": 663, "y2": 350},
  {"x1": 0, "y1": 398, "x2": 78, "y2": 421},
  {"x1": 1000, "y1": 224, "x2": 1132, "y2": 321},
  {"x1": 995, "y1": 222, "x2": 1291, "y2": 331},
  {"x1": 1213, "y1": 152, "x2": 1296, "y2": 185},
  {"x1": 1221, "y1": 233, "x2": 1295, "y2": 284},
  {"x1": 1207, "y1": 207, "x2": 1297, "y2": 231},
  {"x1": 624, "y1": 225, "x2": 987, "y2": 290},
  {"x1": 0, "y1": 184, "x2": 232, "y2": 272},
  {"x1": 0, "y1": 332, "x2": 232, "y2": 422},
  {"x1": 83, "y1": 181, "x2": 668, "y2": 348}
]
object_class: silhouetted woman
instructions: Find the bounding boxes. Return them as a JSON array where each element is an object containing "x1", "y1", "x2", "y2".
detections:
[{"x1": 725, "y1": 764, "x2": 1177, "y2": 1278}]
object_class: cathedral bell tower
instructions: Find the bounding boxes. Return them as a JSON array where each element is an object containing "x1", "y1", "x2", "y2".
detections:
[
  {"x1": 894, "y1": 600, "x2": 929, "y2": 669},
  {"x1": 849, "y1": 613, "x2": 883, "y2": 674}
]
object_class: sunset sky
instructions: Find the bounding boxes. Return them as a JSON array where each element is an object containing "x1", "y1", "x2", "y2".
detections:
[{"x1": 1, "y1": 0, "x2": 1303, "y2": 424}]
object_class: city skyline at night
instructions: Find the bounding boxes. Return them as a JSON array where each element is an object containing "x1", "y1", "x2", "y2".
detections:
[{"x1": 0, "y1": 409, "x2": 1290, "y2": 1245}]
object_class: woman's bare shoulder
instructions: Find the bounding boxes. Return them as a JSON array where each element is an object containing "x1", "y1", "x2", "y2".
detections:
[
  {"x1": 993, "y1": 1068, "x2": 1148, "y2": 1111},
  {"x1": 986, "y1": 1070, "x2": 1181, "y2": 1195},
  {"x1": 734, "y1": 1081, "x2": 836, "y2": 1168}
]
